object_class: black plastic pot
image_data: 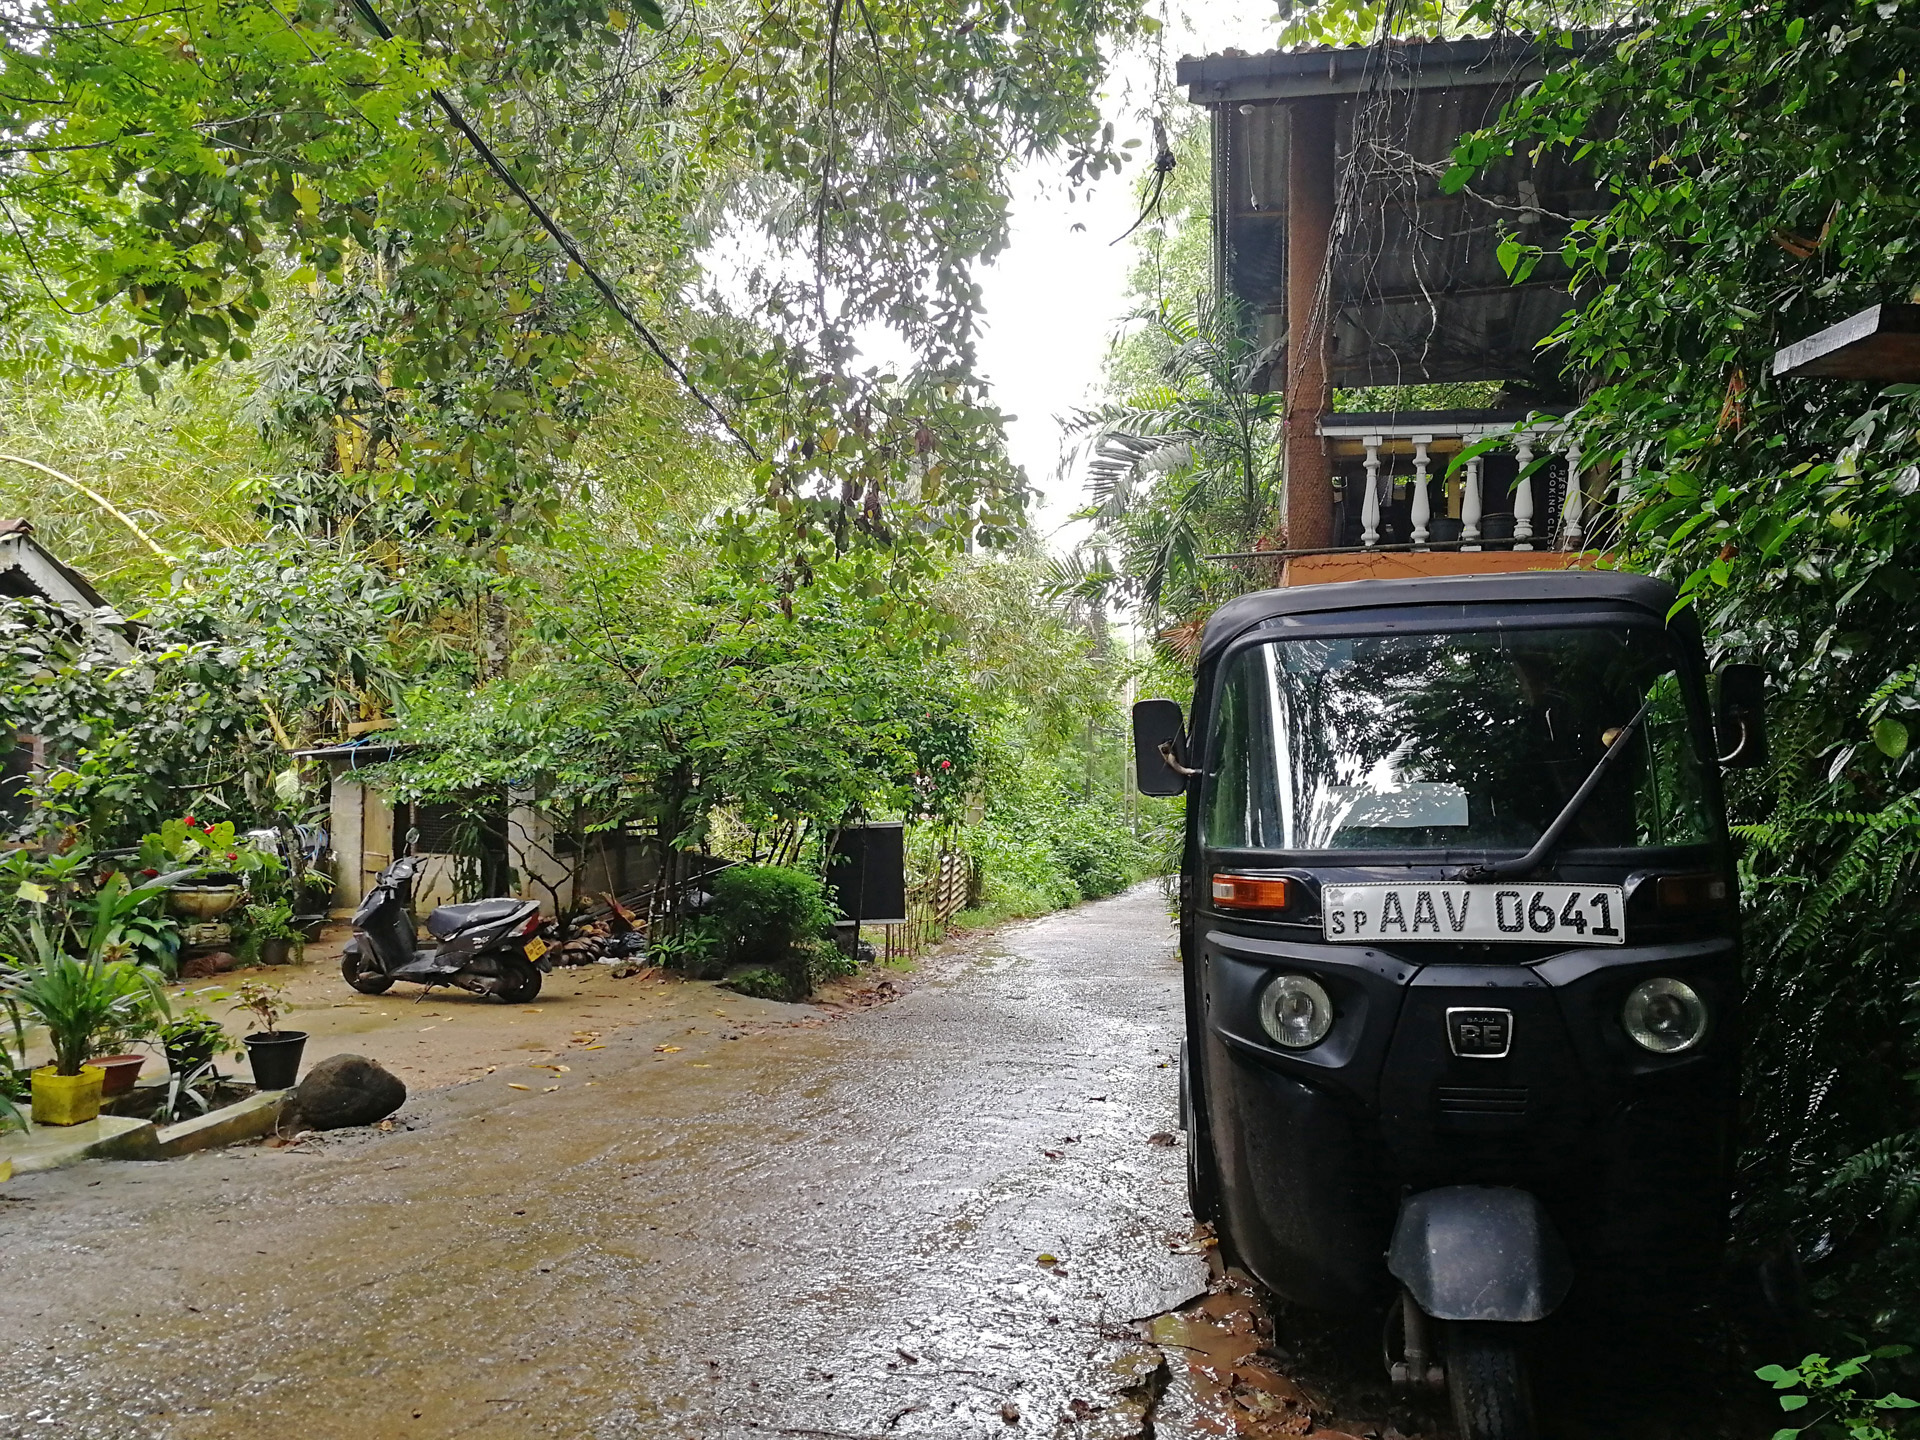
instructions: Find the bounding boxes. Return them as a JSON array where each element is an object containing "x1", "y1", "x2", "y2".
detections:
[
  {"x1": 244, "y1": 1030, "x2": 308, "y2": 1090},
  {"x1": 164, "y1": 1037, "x2": 219, "y2": 1074}
]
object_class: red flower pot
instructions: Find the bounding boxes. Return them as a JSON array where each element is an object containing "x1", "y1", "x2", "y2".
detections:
[{"x1": 88, "y1": 1053, "x2": 147, "y2": 1096}]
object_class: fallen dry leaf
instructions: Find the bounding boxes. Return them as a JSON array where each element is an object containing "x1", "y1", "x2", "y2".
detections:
[
  {"x1": 1147, "y1": 1132, "x2": 1177, "y2": 1147},
  {"x1": 655, "y1": 1044, "x2": 682, "y2": 1053},
  {"x1": 507, "y1": 1083, "x2": 531, "y2": 1091},
  {"x1": 1036, "y1": 1253, "x2": 1057, "y2": 1267},
  {"x1": 1000, "y1": 1401, "x2": 1020, "y2": 1424}
]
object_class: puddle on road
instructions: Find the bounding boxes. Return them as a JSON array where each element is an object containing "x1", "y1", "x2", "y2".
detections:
[{"x1": 1122, "y1": 1239, "x2": 1436, "y2": 1440}]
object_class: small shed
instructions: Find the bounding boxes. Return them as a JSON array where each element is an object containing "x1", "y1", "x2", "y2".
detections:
[
  {"x1": 2, "y1": 519, "x2": 134, "y2": 829},
  {"x1": 297, "y1": 737, "x2": 655, "y2": 920}
]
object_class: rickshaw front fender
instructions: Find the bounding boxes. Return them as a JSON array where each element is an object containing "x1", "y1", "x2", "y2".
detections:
[{"x1": 1387, "y1": 1185, "x2": 1574, "y2": 1322}]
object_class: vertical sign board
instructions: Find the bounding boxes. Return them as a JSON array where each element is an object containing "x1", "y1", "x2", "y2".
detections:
[{"x1": 825, "y1": 823, "x2": 909, "y2": 926}]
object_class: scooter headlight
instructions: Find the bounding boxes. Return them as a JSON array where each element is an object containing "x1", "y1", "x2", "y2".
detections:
[
  {"x1": 1259, "y1": 973, "x2": 1334, "y2": 1050},
  {"x1": 1622, "y1": 977, "x2": 1708, "y2": 1054}
]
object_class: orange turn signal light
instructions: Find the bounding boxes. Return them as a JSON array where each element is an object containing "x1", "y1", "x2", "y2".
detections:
[
  {"x1": 1212, "y1": 874, "x2": 1293, "y2": 911},
  {"x1": 1652, "y1": 872, "x2": 1730, "y2": 912}
]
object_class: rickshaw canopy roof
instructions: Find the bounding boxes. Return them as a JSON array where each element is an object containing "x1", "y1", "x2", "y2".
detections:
[{"x1": 1196, "y1": 571, "x2": 1681, "y2": 666}]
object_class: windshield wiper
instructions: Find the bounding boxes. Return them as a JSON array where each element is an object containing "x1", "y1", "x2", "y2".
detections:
[{"x1": 1451, "y1": 692, "x2": 1657, "y2": 883}]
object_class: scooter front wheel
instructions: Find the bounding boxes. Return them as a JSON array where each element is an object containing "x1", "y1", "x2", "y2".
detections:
[
  {"x1": 1443, "y1": 1321, "x2": 1537, "y2": 1440},
  {"x1": 341, "y1": 950, "x2": 394, "y2": 995}
]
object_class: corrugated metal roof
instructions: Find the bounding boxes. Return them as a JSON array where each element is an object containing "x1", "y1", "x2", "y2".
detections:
[
  {"x1": 1176, "y1": 31, "x2": 1610, "y2": 103},
  {"x1": 1187, "y1": 33, "x2": 1608, "y2": 395}
]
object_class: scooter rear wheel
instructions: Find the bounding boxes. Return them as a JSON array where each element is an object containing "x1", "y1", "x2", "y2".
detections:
[
  {"x1": 341, "y1": 949, "x2": 394, "y2": 995},
  {"x1": 490, "y1": 959, "x2": 542, "y2": 1004},
  {"x1": 1444, "y1": 1321, "x2": 1537, "y2": 1440}
]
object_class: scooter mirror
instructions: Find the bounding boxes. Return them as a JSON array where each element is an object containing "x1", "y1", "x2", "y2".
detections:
[
  {"x1": 1133, "y1": 698, "x2": 1193, "y2": 797},
  {"x1": 1716, "y1": 664, "x2": 1768, "y2": 769}
]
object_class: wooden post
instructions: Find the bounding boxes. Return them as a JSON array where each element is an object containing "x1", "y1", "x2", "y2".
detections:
[{"x1": 1283, "y1": 97, "x2": 1336, "y2": 551}]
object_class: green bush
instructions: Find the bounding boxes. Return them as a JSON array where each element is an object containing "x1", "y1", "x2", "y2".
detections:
[
  {"x1": 961, "y1": 786, "x2": 1161, "y2": 923},
  {"x1": 1046, "y1": 802, "x2": 1151, "y2": 900},
  {"x1": 709, "y1": 865, "x2": 839, "y2": 1000}
]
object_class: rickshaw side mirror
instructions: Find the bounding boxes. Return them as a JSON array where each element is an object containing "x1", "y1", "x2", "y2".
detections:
[
  {"x1": 1716, "y1": 664, "x2": 1768, "y2": 769},
  {"x1": 1133, "y1": 699, "x2": 1193, "y2": 797}
]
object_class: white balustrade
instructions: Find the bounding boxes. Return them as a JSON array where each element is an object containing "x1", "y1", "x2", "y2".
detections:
[
  {"x1": 1319, "y1": 416, "x2": 1576, "y2": 553},
  {"x1": 1615, "y1": 444, "x2": 1639, "y2": 543},
  {"x1": 1512, "y1": 434, "x2": 1535, "y2": 550},
  {"x1": 1411, "y1": 435, "x2": 1433, "y2": 547},
  {"x1": 1461, "y1": 437, "x2": 1483, "y2": 551},
  {"x1": 1561, "y1": 438, "x2": 1584, "y2": 547},
  {"x1": 1361, "y1": 435, "x2": 1383, "y2": 547}
]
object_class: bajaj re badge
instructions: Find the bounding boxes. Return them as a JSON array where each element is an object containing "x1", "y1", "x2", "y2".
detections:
[{"x1": 1447, "y1": 1007, "x2": 1513, "y2": 1059}]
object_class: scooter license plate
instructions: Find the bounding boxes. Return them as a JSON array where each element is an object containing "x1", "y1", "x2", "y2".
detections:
[
  {"x1": 523, "y1": 936, "x2": 549, "y2": 962},
  {"x1": 1322, "y1": 883, "x2": 1626, "y2": 945}
]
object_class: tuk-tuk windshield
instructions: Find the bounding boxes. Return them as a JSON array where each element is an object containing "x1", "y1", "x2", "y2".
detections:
[{"x1": 1206, "y1": 624, "x2": 1713, "y2": 852}]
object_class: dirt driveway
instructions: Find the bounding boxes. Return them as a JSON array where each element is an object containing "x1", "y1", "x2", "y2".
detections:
[{"x1": 108, "y1": 931, "x2": 893, "y2": 1094}]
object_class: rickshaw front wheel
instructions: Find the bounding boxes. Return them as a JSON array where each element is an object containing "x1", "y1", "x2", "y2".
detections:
[
  {"x1": 1443, "y1": 1321, "x2": 1537, "y2": 1440},
  {"x1": 1178, "y1": 1042, "x2": 1220, "y2": 1226}
]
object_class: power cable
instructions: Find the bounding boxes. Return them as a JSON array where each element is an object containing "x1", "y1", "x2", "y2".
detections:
[{"x1": 343, "y1": 0, "x2": 760, "y2": 459}]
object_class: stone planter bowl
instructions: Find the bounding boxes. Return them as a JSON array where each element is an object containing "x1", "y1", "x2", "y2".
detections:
[{"x1": 165, "y1": 884, "x2": 244, "y2": 921}]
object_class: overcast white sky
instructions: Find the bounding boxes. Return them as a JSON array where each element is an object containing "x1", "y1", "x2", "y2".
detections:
[{"x1": 973, "y1": 1, "x2": 1276, "y2": 547}]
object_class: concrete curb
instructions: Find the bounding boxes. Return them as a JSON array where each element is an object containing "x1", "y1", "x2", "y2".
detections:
[
  {"x1": 153, "y1": 1089, "x2": 286, "y2": 1158},
  {"x1": 3, "y1": 1115, "x2": 159, "y2": 1174},
  {"x1": 0, "y1": 1090, "x2": 288, "y2": 1177}
]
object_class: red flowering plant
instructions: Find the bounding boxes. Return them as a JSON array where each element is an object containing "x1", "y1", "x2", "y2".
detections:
[{"x1": 135, "y1": 818, "x2": 284, "y2": 890}]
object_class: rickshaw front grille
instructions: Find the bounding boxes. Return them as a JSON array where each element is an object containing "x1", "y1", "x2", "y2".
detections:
[{"x1": 1436, "y1": 1086, "x2": 1530, "y2": 1117}]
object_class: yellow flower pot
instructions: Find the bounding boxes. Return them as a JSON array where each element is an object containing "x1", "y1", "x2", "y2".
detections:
[{"x1": 31, "y1": 1065, "x2": 104, "y2": 1126}]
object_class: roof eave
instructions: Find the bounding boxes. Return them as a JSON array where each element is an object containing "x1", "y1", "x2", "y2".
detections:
[{"x1": 1175, "y1": 32, "x2": 1607, "y2": 105}]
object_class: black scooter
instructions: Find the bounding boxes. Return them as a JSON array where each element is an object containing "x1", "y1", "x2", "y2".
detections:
[{"x1": 341, "y1": 856, "x2": 551, "y2": 1003}]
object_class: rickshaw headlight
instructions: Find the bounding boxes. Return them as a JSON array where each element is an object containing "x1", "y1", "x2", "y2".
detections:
[
  {"x1": 1622, "y1": 978, "x2": 1708, "y2": 1054},
  {"x1": 1258, "y1": 974, "x2": 1334, "y2": 1050}
]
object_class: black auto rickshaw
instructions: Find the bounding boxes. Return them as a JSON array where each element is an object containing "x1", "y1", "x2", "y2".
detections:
[{"x1": 1134, "y1": 569, "x2": 1765, "y2": 1440}]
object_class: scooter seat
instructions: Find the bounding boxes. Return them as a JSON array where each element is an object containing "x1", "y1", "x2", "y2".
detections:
[{"x1": 425, "y1": 898, "x2": 534, "y2": 939}]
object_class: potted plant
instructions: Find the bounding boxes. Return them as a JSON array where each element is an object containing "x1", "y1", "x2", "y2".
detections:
[
  {"x1": 85, "y1": 979, "x2": 169, "y2": 1096},
  {"x1": 2, "y1": 1004, "x2": 29, "y2": 1138},
  {"x1": 2, "y1": 873, "x2": 173, "y2": 1125},
  {"x1": 230, "y1": 980, "x2": 306, "y2": 1089},
  {"x1": 158, "y1": 995, "x2": 234, "y2": 1074},
  {"x1": 142, "y1": 818, "x2": 281, "y2": 920},
  {"x1": 240, "y1": 898, "x2": 303, "y2": 966},
  {"x1": 2, "y1": 952, "x2": 169, "y2": 1125}
]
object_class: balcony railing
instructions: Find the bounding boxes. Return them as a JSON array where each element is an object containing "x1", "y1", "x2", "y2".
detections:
[{"x1": 1319, "y1": 411, "x2": 1598, "y2": 551}]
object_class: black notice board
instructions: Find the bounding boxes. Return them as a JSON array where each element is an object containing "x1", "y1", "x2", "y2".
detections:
[{"x1": 825, "y1": 823, "x2": 908, "y2": 925}]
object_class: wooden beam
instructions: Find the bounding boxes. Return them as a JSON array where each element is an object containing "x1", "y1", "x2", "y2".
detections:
[{"x1": 1772, "y1": 303, "x2": 1920, "y2": 380}]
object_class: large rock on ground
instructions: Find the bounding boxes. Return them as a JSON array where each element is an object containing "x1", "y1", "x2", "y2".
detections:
[{"x1": 284, "y1": 1054, "x2": 406, "y2": 1131}]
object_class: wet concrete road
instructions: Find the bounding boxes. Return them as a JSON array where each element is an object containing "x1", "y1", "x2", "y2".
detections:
[{"x1": 0, "y1": 886, "x2": 1226, "y2": 1439}]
